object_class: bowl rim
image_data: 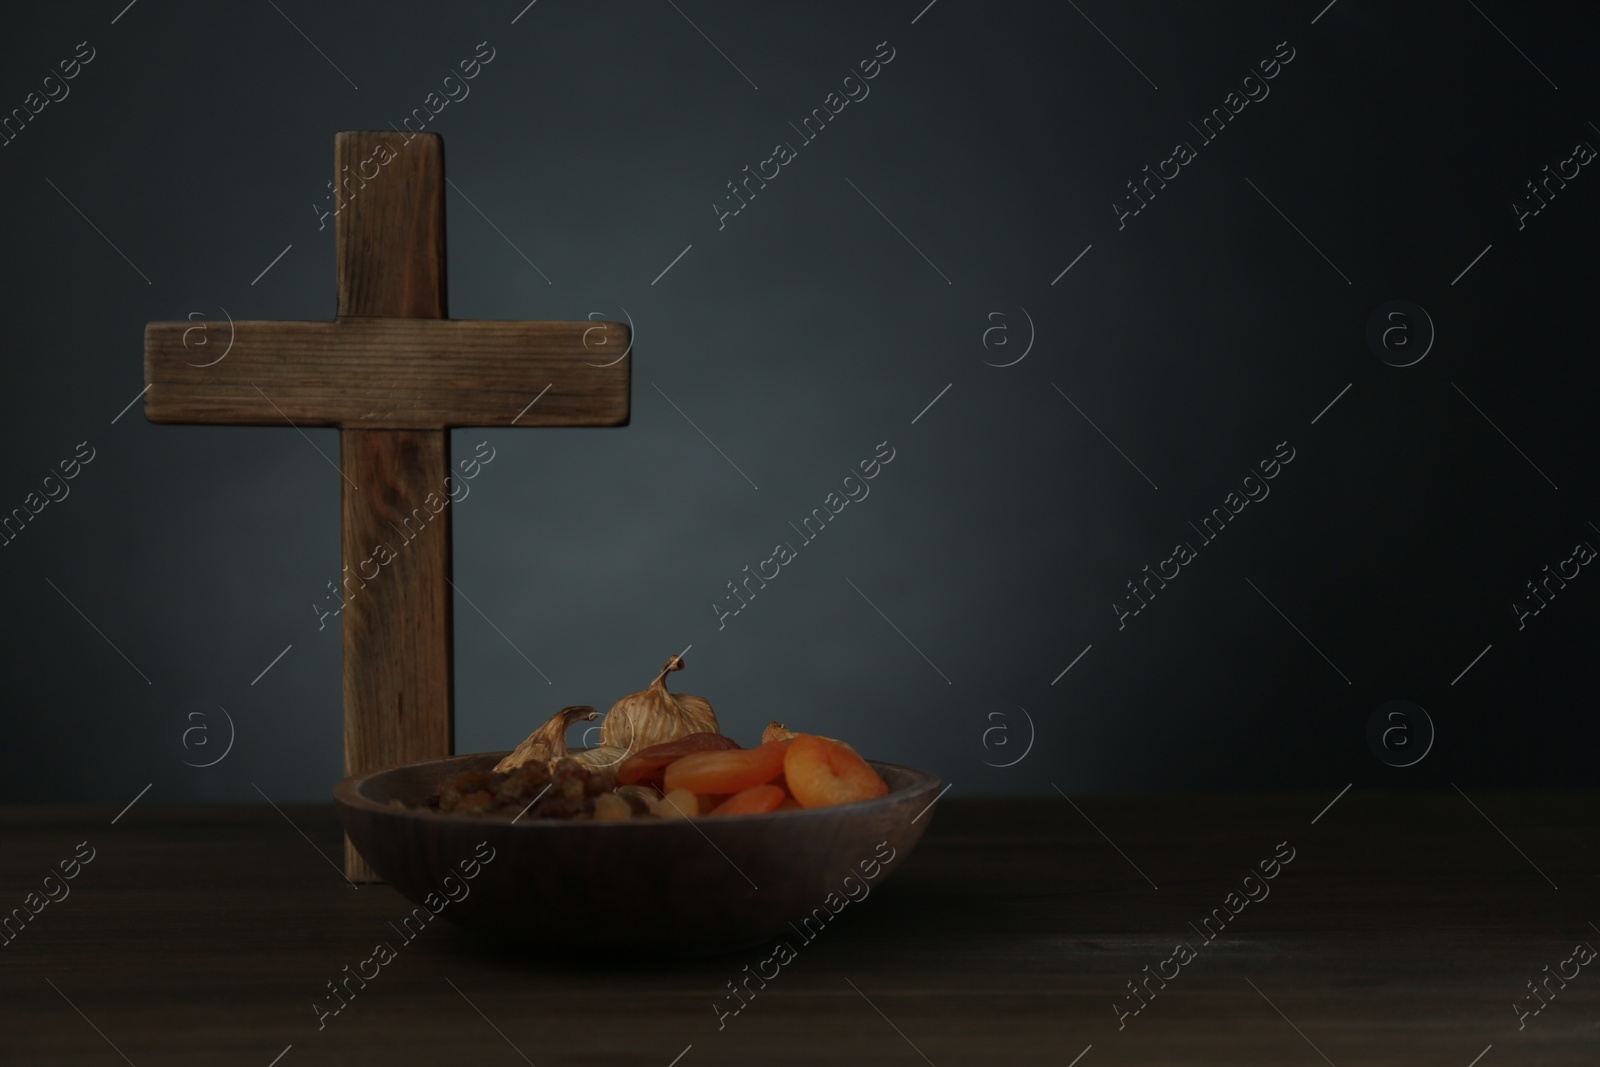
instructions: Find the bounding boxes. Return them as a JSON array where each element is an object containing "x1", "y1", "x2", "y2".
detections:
[{"x1": 333, "y1": 750, "x2": 943, "y2": 827}]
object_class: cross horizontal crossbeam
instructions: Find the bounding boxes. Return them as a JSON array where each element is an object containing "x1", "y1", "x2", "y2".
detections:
[{"x1": 145, "y1": 318, "x2": 629, "y2": 429}]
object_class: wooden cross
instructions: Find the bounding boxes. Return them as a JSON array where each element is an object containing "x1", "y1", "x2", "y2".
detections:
[{"x1": 143, "y1": 132, "x2": 630, "y2": 880}]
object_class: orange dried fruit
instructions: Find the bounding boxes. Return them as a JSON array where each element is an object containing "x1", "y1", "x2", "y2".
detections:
[
  {"x1": 617, "y1": 732, "x2": 740, "y2": 787},
  {"x1": 663, "y1": 741, "x2": 789, "y2": 795},
  {"x1": 783, "y1": 734, "x2": 888, "y2": 808},
  {"x1": 763, "y1": 721, "x2": 857, "y2": 753},
  {"x1": 709, "y1": 784, "x2": 786, "y2": 816},
  {"x1": 761, "y1": 721, "x2": 798, "y2": 745}
]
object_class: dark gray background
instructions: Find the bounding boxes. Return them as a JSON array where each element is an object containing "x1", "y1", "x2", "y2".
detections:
[{"x1": 1, "y1": 1, "x2": 1594, "y2": 803}]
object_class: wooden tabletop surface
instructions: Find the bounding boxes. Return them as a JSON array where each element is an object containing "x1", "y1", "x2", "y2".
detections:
[{"x1": 1, "y1": 792, "x2": 1594, "y2": 1066}]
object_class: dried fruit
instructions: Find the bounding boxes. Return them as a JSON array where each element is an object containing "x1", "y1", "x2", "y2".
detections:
[
  {"x1": 664, "y1": 741, "x2": 789, "y2": 795},
  {"x1": 601, "y1": 656, "x2": 719, "y2": 760},
  {"x1": 494, "y1": 766, "x2": 545, "y2": 804},
  {"x1": 709, "y1": 784, "x2": 786, "y2": 816},
  {"x1": 761, "y1": 721, "x2": 797, "y2": 745},
  {"x1": 424, "y1": 761, "x2": 569, "y2": 819},
  {"x1": 494, "y1": 705, "x2": 628, "y2": 787},
  {"x1": 495, "y1": 706, "x2": 594, "y2": 772},
  {"x1": 783, "y1": 734, "x2": 888, "y2": 808},
  {"x1": 457, "y1": 790, "x2": 495, "y2": 815},
  {"x1": 763, "y1": 720, "x2": 856, "y2": 752},
  {"x1": 614, "y1": 785, "x2": 658, "y2": 815},
  {"x1": 652, "y1": 788, "x2": 699, "y2": 819},
  {"x1": 435, "y1": 770, "x2": 496, "y2": 813},
  {"x1": 593, "y1": 792, "x2": 633, "y2": 821},
  {"x1": 617, "y1": 732, "x2": 740, "y2": 787},
  {"x1": 424, "y1": 668, "x2": 895, "y2": 820}
]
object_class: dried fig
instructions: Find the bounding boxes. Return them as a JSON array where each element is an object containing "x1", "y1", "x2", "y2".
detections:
[
  {"x1": 600, "y1": 656, "x2": 719, "y2": 759},
  {"x1": 495, "y1": 704, "x2": 627, "y2": 789},
  {"x1": 496, "y1": 706, "x2": 597, "y2": 773}
]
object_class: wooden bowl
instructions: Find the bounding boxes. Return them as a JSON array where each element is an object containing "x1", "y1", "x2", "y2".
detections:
[{"x1": 333, "y1": 752, "x2": 942, "y2": 956}]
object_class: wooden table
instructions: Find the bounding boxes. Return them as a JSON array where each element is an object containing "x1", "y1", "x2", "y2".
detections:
[{"x1": 2, "y1": 793, "x2": 1594, "y2": 1065}]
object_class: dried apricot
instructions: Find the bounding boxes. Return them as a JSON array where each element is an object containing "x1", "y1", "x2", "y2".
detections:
[
  {"x1": 783, "y1": 734, "x2": 888, "y2": 808},
  {"x1": 617, "y1": 732, "x2": 740, "y2": 786},
  {"x1": 708, "y1": 784, "x2": 786, "y2": 816},
  {"x1": 663, "y1": 741, "x2": 789, "y2": 795}
]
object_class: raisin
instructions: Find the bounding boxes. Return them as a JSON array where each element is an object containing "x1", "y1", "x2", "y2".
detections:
[
  {"x1": 456, "y1": 790, "x2": 495, "y2": 815},
  {"x1": 496, "y1": 775, "x2": 533, "y2": 802},
  {"x1": 538, "y1": 795, "x2": 589, "y2": 819},
  {"x1": 515, "y1": 762, "x2": 551, "y2": 786}
]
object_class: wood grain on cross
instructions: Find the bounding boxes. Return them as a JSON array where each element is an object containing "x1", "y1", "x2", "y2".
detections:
[{"x1": 142, "y1": 132, "x2": 629, "y2": 880}]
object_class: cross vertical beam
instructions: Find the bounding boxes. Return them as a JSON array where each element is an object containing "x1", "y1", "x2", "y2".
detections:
[{"x1": 336, "y1": 131, "x2": 452, "y2": 880}]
